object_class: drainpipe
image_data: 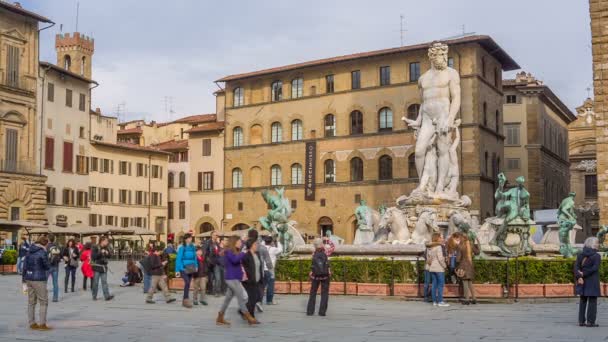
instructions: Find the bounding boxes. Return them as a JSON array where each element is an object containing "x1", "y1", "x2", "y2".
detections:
[
  {"x1": 88, "y1": 82, "x2": 99, "y2": 141},
  {"x1": 148, "y1": 154, "x2": 152, "y2": 236},
  {"x1": 36, "y1": 21, "x2": 56, "y2": 174}
]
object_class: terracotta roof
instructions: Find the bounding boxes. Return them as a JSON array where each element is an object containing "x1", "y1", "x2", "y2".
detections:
[
  {"x1": 154, "y1": 139, "x2": 188, "y2": 151},
  {"x1": 157, "y1": 114, "x2": 216, "y2": 127},
  {"x1": 90, "y1": 141, "x2": 170, "y2": 155},
  {"x1": 184, "y1": 121, "x2": 225, "y2": 134},
  {"x1": 0, "y1": 2, "x2": 53, "y2": 23},
  {"x1": 216, "y1": 35, "x2": 519, "y2": 82},
  {"x1": 40, "y1": 61, "x2": 97, "y2": 84},
  {"x1": 117, "y1": 127, "x2": 142, "y2": 135}
]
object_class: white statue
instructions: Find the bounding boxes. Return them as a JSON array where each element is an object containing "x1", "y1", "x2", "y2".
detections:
[
  {"x1": 411, "y1": 209, "x2": 440, "y2": 244},
  {"x1": 375, "y1": 207, "x2": 411, "y2": 244},
  {"x1": 402, "y1": 42, "x2": 461, "y2": 200}
]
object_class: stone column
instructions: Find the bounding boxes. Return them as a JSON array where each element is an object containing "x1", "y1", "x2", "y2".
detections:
[{"x1": 590, "y1": 0, "x2": 608, "y2": 225}]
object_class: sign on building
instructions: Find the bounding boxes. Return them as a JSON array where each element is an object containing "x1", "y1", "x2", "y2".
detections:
[{"x1": 305, "y1": 141, "x2": 316, "y2": 201}]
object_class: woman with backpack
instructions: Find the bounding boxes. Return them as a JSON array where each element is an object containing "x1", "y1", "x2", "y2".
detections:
[
  {"x1": 62, "y1": 239, "x2": 80, "y2": 293},
  {"x1": 574, "y1": 237, "x2": 601, "y2": 327},
  {"x1": 175, "y1": 233, "x2": 197, "y2": 308},
  {"x1": 80, "y1": 243, "x2": 93, "y2": 291},
  {"x1": 307, "y1": 238, "x2": 330, "y2": 316}
]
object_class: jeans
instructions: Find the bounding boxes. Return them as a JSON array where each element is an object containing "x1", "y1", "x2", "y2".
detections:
[
  {"x1": 48, "y1": 266, "x2": 59, "y2": 301},
  {"x1": 579, "y1": 296, "x2": 598, "y2": 325},
  {"x1": 264, "y1": 271, "x2": 275, "y2": 304},
  {"x1": 143, "y1": 273, "x2": 151, "y2": 294},
  {"x1": 27, "y1": 281, "x2": 48, "y2": 325},
  {"x1": 423, "y1": 270, "x2": 431, "y2": 302},
  {"x1": 182, "y1": 273, "x2": 192, "y2": 300},
  {"x1": 17, "y1": 256, "x2": 24, "y2": 275},
  {"x1": 220, "y1": 279, "x2": 248, "y2": 313},
  {"x1": 307, "y1": 278, "x2": 330, "y2": 316},
  {"x1": 212, "y1": 266, "x2": 224, "y2": 295},
  {"x1": 65, "y1": 266, "x2": 76, "y2": 292},
  {"x1": 92, "y1": 271, "x2": 111, "y2": 300},
  {"x1": 430, "y1": 272, "x2": 445, "y2": 303}
]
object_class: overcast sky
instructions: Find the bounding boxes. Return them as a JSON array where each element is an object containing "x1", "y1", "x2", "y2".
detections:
[{"x1": 23, "y1": 0, "x2": 592, "y2": 122}]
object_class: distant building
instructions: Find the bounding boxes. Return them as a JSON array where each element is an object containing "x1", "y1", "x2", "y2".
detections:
[
  {"x1": 502, "y1": 71, "x2": 576, "y2": 210},
  {"x1": 216, "y1": 35, "x2": 519, "y2": 242}
]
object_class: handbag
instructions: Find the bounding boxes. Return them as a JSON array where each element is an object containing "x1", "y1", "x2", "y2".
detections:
[
  {"x1": 455, "y1": 268, "x2": 466, "y2": 278},
  {"x1": 184, "y1": 263, "x2": 198, "y2": 275}
]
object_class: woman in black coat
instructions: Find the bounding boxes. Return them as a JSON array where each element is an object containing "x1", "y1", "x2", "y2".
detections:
[
  {"x1": 574, "y1": 237, "x2": 602, "y2": 327},
  {"x1": 241, "y1": 239, "x2": 263, "y2": 323}
]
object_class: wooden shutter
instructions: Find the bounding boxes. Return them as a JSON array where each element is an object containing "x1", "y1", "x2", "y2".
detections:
[
  {"x1": 45, "y1": 137, "x2": 54, "y2": 169},
  {"x1": 197, "y1": 172, "x2": 202, "y2": 191},
  {"x1": 6, "y1": 46, "x2": 19, "y2": 88},
  {"x1": 202, "y1": 139, "x2": 211, "y2": 156},
  {"x1": 66, "y1": 89, "x2": 73, "y2": 107},
  {"x1": 63, "y1": 141, "x2": 73, "y2": 172}
]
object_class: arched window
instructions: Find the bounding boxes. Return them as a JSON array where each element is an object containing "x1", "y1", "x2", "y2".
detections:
[
  {"x1": 483, "y1": 102, "x2": 488, "y2": 126},
  {"x1": 291, "y1": 78, "x2": 303, "y2": 98},
  {"x1": 81, "y1": 56, "x2": 86, "y2": 76},
  {"x1": 350, "y1": 110, "x2": 363, "y2": 135},
  {"x1": 291, "y1": 163, "x2": 303, "y2": 185},
  {"x1": 168, "y1": 172, "x2": 174, "y2": 188},
  {"x1": 324, "y1": 159, "x2": 336, "y2": 183},
  {"x1": 407, "y1": 104, "x2": 420, "y2": 121},
  {"x1": 64, "y1": 55, "x2": 71, "y2": 70},
  {"x1": 271, "y1": 122, "x2": 282, "y2": 143},
  {"x1": 271, "y1": 165, "x2": 282, "y2": 185},
  {"x1": 200, "y1": 222, "x2": 214, "y2": 233},
  {"x1": 495, "y1": 110, "x2": 500, "y2": 132},
  {"x1": 350, "y1": 157, "x2": 364, "y2": 181},
  {"x1": 233, "y1": 87, "x2": 244, "y2": 107},
  {"x1": 378, "y1": 107, "x2": 393, "y2": 131},
  {"x1": 408, "y1": 154, "x2": 418, "y2": 178},
  {"x1": 232, "y1": 168, "x2": 243, "y2": 188},
  {"x1": 378, "y1": 155, "x2": 393, "y2": 180},
  {"x1": 250, "y1": 124, "x2": 262, "y2": 145},
  {"x1": 233, "y1": 127, "x2": 243, "y2": 147},
  {"x1": 291, "y1": 119, "x2": 303, "y2": 141},
  {"x1": 271, "y1": 81, "x2": 283, "y2": 102},
  {"x1": 324, "y1": 114, "x2": 336, "y2": 137},
  {"x1": 179, "y1": 171, "x2": 186, "y2": 188}
]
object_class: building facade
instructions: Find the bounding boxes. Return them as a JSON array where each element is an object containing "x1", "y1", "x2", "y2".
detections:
[
  {"x1": 217, "y1": 35, "x2": 519, "y2": 242},
  {"x1": 502, "y1": 72, "x2": 576, "y2": 210},
  {"x1": 0, "y1": 3, "x2": 52, "y2": 226}
]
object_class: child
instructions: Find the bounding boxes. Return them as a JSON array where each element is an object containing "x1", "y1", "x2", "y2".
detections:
[
  {"x1": 146, "y1": 246, "x2": 176, "y2": 304},
  {"x1": 192, "y1": 246, "x2": 209, "y2": 306}
]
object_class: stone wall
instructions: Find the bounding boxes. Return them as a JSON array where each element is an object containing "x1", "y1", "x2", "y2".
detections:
[{"x1": 0, "y1": 172, "x2": 47, "y2": 221}]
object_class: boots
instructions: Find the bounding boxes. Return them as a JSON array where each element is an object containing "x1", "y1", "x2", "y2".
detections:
[
  {"x1": 182, "y1": 299, "x2": 193, "y2": 308},
  {"x1": 216, "y1": 312, "x2": 230, "y2": 326},
  {"x1": 242, "y1": 311, "x2": 260, "y2": 325}
]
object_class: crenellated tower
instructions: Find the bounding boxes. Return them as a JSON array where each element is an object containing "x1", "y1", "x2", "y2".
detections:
[{"x1": 55, "y1": 32, "x2": 95, "y2": 79}]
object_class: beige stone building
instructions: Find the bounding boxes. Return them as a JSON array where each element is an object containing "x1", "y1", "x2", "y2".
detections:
[
  {"x1": 0, "y1": 3, "x2": 52, "y2": 232},
  {"x1": 589, "y1": 0, "x2": 608, "y2": 226},
  {"x1": 216, "y1": 35, "x2": 519, "y2": 242},
  {"x1": 502, "y1": 71, "x2": 576, "y2": 210}
]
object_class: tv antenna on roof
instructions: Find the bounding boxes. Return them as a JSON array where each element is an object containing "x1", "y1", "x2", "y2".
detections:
[
  {"x1": 163, "y1": 96, "x2": 174, "y2": 120},
  {"x1": 75, "y1": 2, "x2": 80, "y2": 32},
  {"x1": 114, "y1": 102, "x2": 126, "y2": 122},
  {"x1": 442, "y1": 25, "x2": 476, "y2": 40},
  {"x1": 400, "y1": 15, "x2": 405, "y2": 46}
]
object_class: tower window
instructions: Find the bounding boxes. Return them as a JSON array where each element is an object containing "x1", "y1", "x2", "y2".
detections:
[{"x1": 64, "y1": 55, "x2": 72, "y2": 70}]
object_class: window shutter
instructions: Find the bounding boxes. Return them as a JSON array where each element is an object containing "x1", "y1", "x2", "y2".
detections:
[
  {"x1": 111, "y1": 160, "x2": 114, "y2": 174},
  {"x1": 128, "y1": 162, "x2": 132, "y2": 176},
  {"x1": 110, "y1": 189, "x2": 114, "y2": 203},
  {"x1": 198, "y1": 172, "x2": 202, "y2": 191},
  {"x1": 210, "y1": 172, "x2": 214, "y2": 190},
  {"x1": 160, "y1": 166, "x2": 163, "y2": 179},
  {"x1": 45, "y1": 137, "x2": 54, "y2": 169},
  {"x1": 128, "y1": 190, "x2": 132, "y2": 204},
  {"x1": 63, "y1": 142, "x2": 73, "y2": 172}
]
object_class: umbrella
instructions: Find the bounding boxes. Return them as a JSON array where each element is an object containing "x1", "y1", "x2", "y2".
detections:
[
  {"x1": 0, "y1": 219, "x2": 48, "y2": 229},
  {"x1": 125, "y1": 226, "x2": 157, "y2": 236}
]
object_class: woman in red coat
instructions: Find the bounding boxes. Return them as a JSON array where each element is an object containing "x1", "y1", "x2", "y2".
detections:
[{"x1": 80, "y1": 242, "x2": 94, "y2": 290}]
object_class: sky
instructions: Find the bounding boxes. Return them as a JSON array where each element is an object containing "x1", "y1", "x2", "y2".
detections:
[{"x1": 22, "y1": 0, "x2": 592, "y2": 123}]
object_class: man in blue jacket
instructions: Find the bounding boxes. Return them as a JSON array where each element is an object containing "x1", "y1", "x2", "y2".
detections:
[{"x1": 23, "y1": 235, "x2": 51, "y2": 330}]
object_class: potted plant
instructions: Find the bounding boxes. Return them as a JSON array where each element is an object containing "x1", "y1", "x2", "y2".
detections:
[{"x1": 1, "y1": 249, "x2": 17, "y2": 273}]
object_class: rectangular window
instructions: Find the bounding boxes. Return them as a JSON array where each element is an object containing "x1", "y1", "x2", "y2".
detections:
[
  {"x1": 203, "y1": 172, "x2": 214, "y2": 190},
  {"x1": 169, "y1": 153, "x2": 178, "y2": 163},
  {"x1": 506, "y1": 158, "x2": 520, "y2": 170},
  {"x1": 351, "y1": 70, "x2": 361, "y2": 89},
  {"x1": 99, "y1": 188, "x2": 110, "y2": 203},
  {"x1": 291, "y1": 199, "x2": 297, "y2": 209},
  {"x1": 105, "y1": 216, "x2": 114, "y2": 226},
  {"x1": 585, "y1": 175, "x2": 598, "y2": 198},
  {"x1": 47, "y1": 82, "x2": 55, "y2": 102},
  {"x1": 89, "y1": 186, "x2": 96, "y2": 202},
  {"x1": 354, "y1": 194, "x2": 361, "y2": 204},
  {"x1": 136, "y1": 163, "x2": 144, "y2": 177},
  {"x1": 119, "y1": 161, "x2": 128, "y2": 175},
  {"x1": 179, "y1": 151, "x2": 188, "y2": 162},
  {"x1": 79, "y1": 93, "x2": 86, "y2": 111},
  {"x1": 44, "y1": 137, "x2": 54, "y2": 169},
  {"x1": 320, "y1": 199, "x2": 326, "y2": 207},
  {"x1": 202, "y1": 139, "x2": 211, "y2": 156},
  {"x1": 168, "y1": 202, "x2": 174, "y2": 219},
  {"x1": 79, "y1": 126, "x2": 85, "y2": 139},
  {"x1": 90, "y1": 157, "x2": 98, "y2": 172},
  {"x1": 6, "y1": 45, "x2": 19, "y2": 88},
  {"x1": 46, "y1": 187, "x2": 56, "y2": 204},
  {"x1": 325, "y1": 74, "x2": 334, "y2": 93},
  {"x1": 66, "y1": 89, "x2": 73, "y2": 107},
  {"x1": 238, "y1": 202, "x2": 243, "y2": 211},
  {"x1": 135, "y1": 191, "x2": 143, "y2": 205},
  {"x1": 179, "y1": 201, "x2": 186, "y2": 219},
  {"x1": 63, "y1": 141, "x2": 73, "y2": 172},
  {"x1": 291, "y1": 78, "x2": 303, "y2": 98},
  {"x1": 152, "y1": 165, "x2": 160, "y2": 178},
  {"x1": 121, "y1": 217, "x2": 129, "y2": 228},
  {"x1": 89, "y1": 214, "x2": 98, "y2": 227},
  {"x1": 409, "y1": 62, "x2": 421, "y2": 82},
  {"x1": 506, "y1": 95, "x2": 517, "y2": 104},
  {"x1": 151, "y1": 192, "x2": 161, "y2": 206},
  {"x1": 62, "y1": 189, "x2": 74, "y2": 206},
  {"x1": 4, "y1": 128, "x2": 18, "y2": 172},
  {"x1": 76, "y1": 155, "x2": 88, "y2": 174},
  {"x1": 380, "y1": 66, "x2": 391, "y2": 86},
  {"x1": 204, "y1": 204, "x2": 210, "y2": 212},
  {"x1": 76, "y1": 191, "x2": 87, "y2": 207},
  {"x1": 505, "y1": 124, "x2": 521, "y2": 146},
  {"x1": 448, "y1": 57, "x2": 454, "y2": 68},
  {"x1": 119, "y1": 189, "x2": 128, "y2": 204}
]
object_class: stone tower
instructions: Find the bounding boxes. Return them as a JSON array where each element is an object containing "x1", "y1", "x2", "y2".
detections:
[{"x1": 55, "y1": 32, "x2": 94, "y2": 79}]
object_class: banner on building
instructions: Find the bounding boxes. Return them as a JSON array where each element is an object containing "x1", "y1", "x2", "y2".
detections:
[{"x1": 305, "y1": 141, "x2": 316, "y2": 201}]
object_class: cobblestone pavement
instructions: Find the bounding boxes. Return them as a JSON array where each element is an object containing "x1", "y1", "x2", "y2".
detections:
[{"x1": 0, "y1": 261, "x2": 606, "y2": 342}]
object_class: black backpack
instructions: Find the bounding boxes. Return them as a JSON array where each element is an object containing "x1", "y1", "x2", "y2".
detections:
[{"x1": 311, "y1": 252, "x2": 329, "y2": 277}]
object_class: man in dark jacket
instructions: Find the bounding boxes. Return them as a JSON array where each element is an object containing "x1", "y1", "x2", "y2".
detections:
[
  {"x1": 23, "y1": 235, "x2": 51, "y2": 330},
  {"x1": 204, "y1": 231, "x2": 223, "y2": 296},
  {"x1": 146, "y1": 246, "x2": 175, "y2": 304},
  {"x1": 575, "y1": 237, "x2": 602, "y2": 327},
  {"x1": 306, "y1": 238, "x2": 331, "y2": 316},
  {"x1": 91, "y1": 237, "x2": 113, "y2": 301}
]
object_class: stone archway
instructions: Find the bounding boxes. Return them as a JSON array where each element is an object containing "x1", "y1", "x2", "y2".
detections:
[
  {"x1": 318, "y1": 216, "x2": 333, "y2": 237},
  {"x1": 232, "y1": 223, "x2": 249, "y2": 231},
  {"x1": 0, "y1": 180, "x2": 36, "y2": 220},
  {"x1": 192, "y1": 216, "x2": 219, "y2": 234},
  {"x1": 200, "y1": 222, "x2": 214, "y2": 233}
]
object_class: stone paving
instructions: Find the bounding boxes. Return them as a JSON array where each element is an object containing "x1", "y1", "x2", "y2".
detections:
[{"x1": 0, "y1": 261, "x2": 606, "y2": 342}]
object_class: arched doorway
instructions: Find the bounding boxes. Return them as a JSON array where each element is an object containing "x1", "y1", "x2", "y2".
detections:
[
  {"x1": 232, "y1": 223, "x2": 249, "y2": 231},
  {"x1": 199, "y1": 222, "x2": 214, "y2": 234},
  {"x1": 318, "y1": 216, "x2": 333, "y2": 237}
]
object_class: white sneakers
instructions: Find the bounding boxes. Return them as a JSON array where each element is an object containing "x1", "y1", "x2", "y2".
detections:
[{"x1": 433, "y1": 302, "x2": 450, "y2": 307}]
